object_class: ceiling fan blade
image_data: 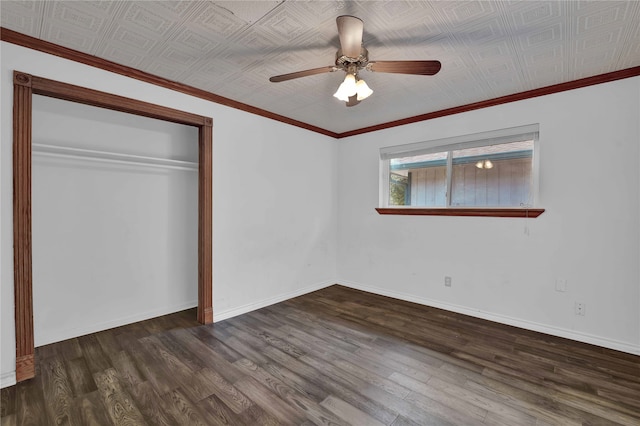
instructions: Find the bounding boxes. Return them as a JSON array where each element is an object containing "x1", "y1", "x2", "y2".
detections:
[
  {"x1": 337, "y1": 15, "x2": 364, "y2": 58},
  {"x1": 269, "y1": 66, "x2": 336, "y2": 82},
  {"x1": 346, "y1": 95, "x2": 360, "y2": 107},
  {"x1": 368, "y1": 60, "x2": 442, "y2": 75}
]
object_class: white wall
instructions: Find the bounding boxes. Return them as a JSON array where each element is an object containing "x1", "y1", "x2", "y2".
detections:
[
  {"x1": 337, "y1": 76, "x2": 640, "y2": 354},
  {"x1": 1, "y1": 42, "x2": 338, "y2": 387}
]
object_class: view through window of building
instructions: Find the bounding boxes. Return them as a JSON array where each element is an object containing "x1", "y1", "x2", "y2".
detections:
[{"x1": 382, "y1": 125, "x2": 538, "y2": 208}]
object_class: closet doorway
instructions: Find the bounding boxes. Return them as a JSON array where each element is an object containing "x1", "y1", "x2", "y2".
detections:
[{"x1": 12, "y1": 71, "x2": 213, "y2": 382}]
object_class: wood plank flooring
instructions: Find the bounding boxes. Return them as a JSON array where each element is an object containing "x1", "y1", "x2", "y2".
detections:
[{"x1": 2, "y1": 285, "x2": 639, "y2": 425}]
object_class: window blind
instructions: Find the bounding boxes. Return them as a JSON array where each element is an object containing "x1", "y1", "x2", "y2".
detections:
[{"x1": 380, "y1": 124, "x2": 539, "y2": 160}]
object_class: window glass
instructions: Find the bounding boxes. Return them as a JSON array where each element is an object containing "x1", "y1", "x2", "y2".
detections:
[
  {"x1": 389, "y1": 151, "x2": 447, "y2": 206},
  {"x1": 381, "y1": 126, "x2": 538, "y2": 209},
  {"x1": 451, "y1": 141, "x2": 533, "y2": 207}
]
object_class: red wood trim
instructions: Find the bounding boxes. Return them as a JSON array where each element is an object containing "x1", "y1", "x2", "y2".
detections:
[
  {"x1": 375, "y1": 207, "x2": 545, "y2": 218},
  {"x1": 339, "y1": 66, "x2": 640, "y2": 138},
  {"x1": 15, "y1": 355, "x2": 35, "y2": 381},
  {"x1": 30, "y1": 75, "x2": 206, "y2": 127},
  {"x1": 13, "y1": 71, "x2": 35, "y2": 382},
  {"x1": 1, "y1": 28, "x2": 338, "y2": 138},
  {"x1": 198, "y1": 120, "x2": 214, "y2": 324},
  {"x1": 11, "y1": 71, "x2": 214, "y2": 382}
]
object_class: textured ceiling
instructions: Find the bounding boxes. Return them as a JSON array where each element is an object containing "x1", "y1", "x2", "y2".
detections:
[{"x1": 2, "y1": 1, "x2": 640, "y2": 134}]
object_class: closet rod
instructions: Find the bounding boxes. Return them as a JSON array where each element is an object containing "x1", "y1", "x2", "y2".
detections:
[{"x1": 32, "y1": 143, "x2": 198, "y2": 171}]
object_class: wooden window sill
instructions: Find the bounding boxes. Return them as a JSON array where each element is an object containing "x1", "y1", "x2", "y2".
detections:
[{"x1": 375, "y1": 207, "x2": 545, "y2": 218}]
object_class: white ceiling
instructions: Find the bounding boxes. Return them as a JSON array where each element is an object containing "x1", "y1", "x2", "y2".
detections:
[{"x1": 2, "y1": 1, "x2": 639, "y2": 134}]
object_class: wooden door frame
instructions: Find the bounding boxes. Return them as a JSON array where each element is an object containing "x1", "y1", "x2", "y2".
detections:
[{"x1": 12, "y1": 71, "x2": 213, "y2": 382}]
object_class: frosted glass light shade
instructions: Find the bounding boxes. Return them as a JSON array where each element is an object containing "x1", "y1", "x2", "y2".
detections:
[
  {"x1": 333, "y1": 86, "x2": 350, "y2": 102},
  {"x1": 333, "y1": 74, "x2": 357, "y2": 101},
  {"x1": 356, "y1": 79, "x2": 373, "y2": 100}
]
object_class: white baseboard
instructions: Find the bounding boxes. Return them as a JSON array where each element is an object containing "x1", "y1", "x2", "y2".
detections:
[
  {"x1": 214, "y1": 280, "x2": 335, "y2": 323},
  {"x1": 35, "y1": 301, "x2": 198, "y2": 347},
  {"x1": 338, "y1": 280, "x2": 640, "y2": 355},
  {"x1": 1, "y1": 371, "x2": 16, "y2": 389}
]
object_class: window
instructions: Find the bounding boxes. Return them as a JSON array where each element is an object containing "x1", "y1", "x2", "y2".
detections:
[{"x1": 380, "y1": 124, "x2": 539, "y2": 209}]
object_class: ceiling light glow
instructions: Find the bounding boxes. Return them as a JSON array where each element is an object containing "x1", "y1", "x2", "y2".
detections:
[
  {"x1": 355, "y1": 79, "x2": 373, "y2": 100},
  {"x1": 333, "y1": 74, "x2": 357, "y2": 101},
  {"x1": 334, "y1": 73, "x2": 373, "y2": 103},
  {"x1": 476, "y1": 160, "x2": 494, "y2": 169}
]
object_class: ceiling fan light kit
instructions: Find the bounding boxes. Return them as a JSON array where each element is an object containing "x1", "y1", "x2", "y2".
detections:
[
  {"x1": 333, "y1": 74, "x2": 373, "y2": 104},
  {"x1": 333, "y1": 68, "x2": 373, "y2": 102},
  {"x1": 269, "y1": 15, "x2": 441, "y2": 107}
]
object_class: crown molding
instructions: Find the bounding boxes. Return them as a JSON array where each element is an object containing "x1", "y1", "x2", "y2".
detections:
[
  {"x1": 338, "y1": 65, "x2": 640, "y2": 138},
  {"x1": 0, "y1": 28, "x2": 339, "y2": 138},
  {"x1": 2, "y1": 27, "x2": 639, "y2": 140}
]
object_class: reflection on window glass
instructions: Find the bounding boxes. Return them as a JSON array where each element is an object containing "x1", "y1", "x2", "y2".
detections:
[{"x1": 451, "y1": 141, "x2": 533, "y2": 207}]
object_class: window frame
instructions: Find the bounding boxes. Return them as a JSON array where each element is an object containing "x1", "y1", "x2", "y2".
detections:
[{"x1": 378, "y1": 124, "x2": 544, "y2": 218}]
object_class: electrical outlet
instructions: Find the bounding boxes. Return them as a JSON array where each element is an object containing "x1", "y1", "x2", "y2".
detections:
[
  {"x1": 444, "y1": 276, "x2": 452, "y2": 287},
  {"x1": 575, "y1": 302, "x2": 585, "y2": 316}
]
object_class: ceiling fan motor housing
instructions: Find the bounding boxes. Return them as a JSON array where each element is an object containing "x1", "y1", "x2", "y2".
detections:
[{"x1": 335, "y1": 47, "x2": 369, "y2": 72}]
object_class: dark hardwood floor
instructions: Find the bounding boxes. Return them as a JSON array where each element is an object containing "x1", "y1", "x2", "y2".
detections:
[{"x1": 2, "y1": 285, "x2": 639, "y2": 425}]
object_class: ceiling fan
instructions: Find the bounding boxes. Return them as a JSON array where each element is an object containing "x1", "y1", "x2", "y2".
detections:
[{"x1": 269, "y1": 15, "x2": 442, "y2": 107}]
